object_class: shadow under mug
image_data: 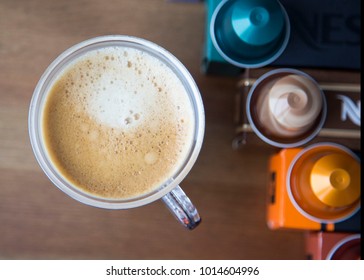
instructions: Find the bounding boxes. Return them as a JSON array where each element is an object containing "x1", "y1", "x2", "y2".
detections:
[{"x1": 28, "y1": 35, "x2": 205, "y2": 230}]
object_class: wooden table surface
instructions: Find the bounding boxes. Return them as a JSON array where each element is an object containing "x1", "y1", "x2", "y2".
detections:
[{"x1": 0, "y1": 0, "x2": 359, "y2": 260}]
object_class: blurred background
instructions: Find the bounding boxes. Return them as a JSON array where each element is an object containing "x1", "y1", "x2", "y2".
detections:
[{"x1": 0, "y1": 0, "x2": 360, "y2": 259}]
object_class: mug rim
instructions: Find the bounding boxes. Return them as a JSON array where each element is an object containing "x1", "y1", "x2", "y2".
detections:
[{"x1": 28, "y1": 35, "x2": 205, "y2": 209}]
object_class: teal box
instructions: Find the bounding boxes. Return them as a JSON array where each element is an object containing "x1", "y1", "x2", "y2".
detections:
[
  {"x1": 202, "y1": 0, "x2": 242, "y2": 76},
  {"x1": 202, "y1": 0, "x2": 361, "y2": 75}
]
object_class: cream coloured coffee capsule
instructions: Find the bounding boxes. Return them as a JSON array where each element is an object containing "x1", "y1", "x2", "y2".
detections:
[
  {"x1": 268, "y1": 74, "x2": 322, "y2": 131},
  {"x1": 246, "y1": 68, "x2": 327, "y2": 148}
]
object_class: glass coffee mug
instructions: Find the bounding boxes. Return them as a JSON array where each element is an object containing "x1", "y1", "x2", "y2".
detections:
[{"x1": 28, "y1": 35, "x2": 205, "y2": 230}]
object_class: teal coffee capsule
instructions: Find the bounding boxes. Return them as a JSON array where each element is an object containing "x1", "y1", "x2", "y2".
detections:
[{"x1": 210, "y1": 0, "x2": 290, "y2": 68}]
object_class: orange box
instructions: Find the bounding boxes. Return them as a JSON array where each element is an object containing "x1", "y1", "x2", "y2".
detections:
[
  {"x1": 267, "y1": 148, "x2": 361, "y2": 232},
  {"x1": 305, "y1": 232, "x2": 361, "y2": 260}
]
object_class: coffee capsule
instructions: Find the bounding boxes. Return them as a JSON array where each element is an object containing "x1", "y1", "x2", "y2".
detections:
[
  {"x1": 310, "y1": 154, "x2": 360, "y2": 207},
  {"x1": 287, "y1": 143, "x2": 360, "y2": 222},
  {"x1": 327, "y1": 235, "x2": 361, "y2": 260},
  {"x1": 268, "y1": 74, "x2": 322, "y2": 133},
  {"x1": 247, "y1": 69, "x2": 326, "y2": 148},
  {"x1": 210, "y1": 0, "x2": 290, "y2": 68},
  {"x1": 305, "y1": 232, "x2": 361, "y2": 260}
]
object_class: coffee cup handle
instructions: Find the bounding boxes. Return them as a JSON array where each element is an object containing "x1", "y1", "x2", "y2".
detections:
[{"x1": 161, "y1": 185, "x2": 201, "y2": 230}]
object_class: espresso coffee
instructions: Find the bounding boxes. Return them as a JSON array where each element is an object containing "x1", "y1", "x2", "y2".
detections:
[{"x1": 41, "y1": 46, "x2": 195, "y2": 199}]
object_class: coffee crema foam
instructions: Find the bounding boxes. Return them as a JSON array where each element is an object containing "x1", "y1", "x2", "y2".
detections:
[{"x1": 42, "y1": 46, "x2": 195, "y2": 199}]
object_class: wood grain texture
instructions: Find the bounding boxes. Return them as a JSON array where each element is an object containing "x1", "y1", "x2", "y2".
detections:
[{"x1": 2, "y1": 0, "x2": 357, "y2": 260}]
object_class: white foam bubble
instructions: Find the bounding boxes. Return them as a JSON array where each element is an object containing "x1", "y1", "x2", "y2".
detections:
[{"x1": 144, "y1": 152, "x2": 158, "y2": 165}]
